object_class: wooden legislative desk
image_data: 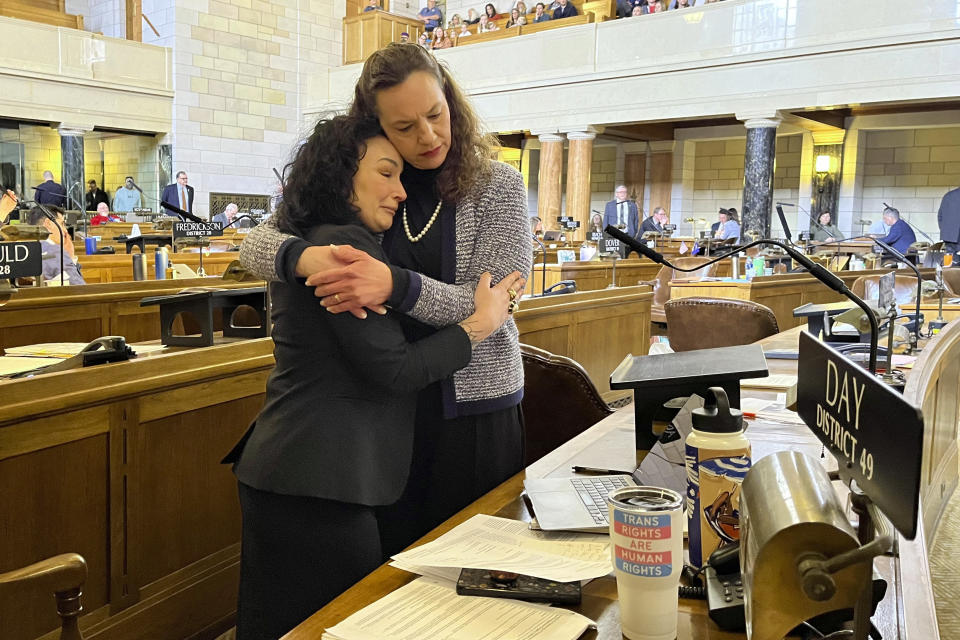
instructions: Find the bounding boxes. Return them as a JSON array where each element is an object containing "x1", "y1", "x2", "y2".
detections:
[
  {"x1": 0, "y1": 337, "x2": 275, "y2": 640},
  {"x1": 514, "y1": 286, "x2": 652, "y2": 402},
  {"x1": 286, "y1": 321, "x2": 958, "y2": 639},
  {"x1": 527, "y1": 259, "x2": 662, "y2": 295},
  {"x1": 78, "y1": 252, "x2": 241, "y2": 283},
  {"x1": 0, "y1": 278, "x2": 265, "y2": 350},
  {"x1": 2, "y1": 283, "x2": 650, "y2": 639},
  {"x1": 670, "y1": 268, "x2": 937, "y2": 331}
]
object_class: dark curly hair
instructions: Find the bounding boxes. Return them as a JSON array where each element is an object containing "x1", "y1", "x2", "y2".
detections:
[
  {"x1": 350, "y1": 43, "x2": 496, "y2": 203},
  {"x1": 275, "y1": 115, "x2": 384, "y2": 237}
]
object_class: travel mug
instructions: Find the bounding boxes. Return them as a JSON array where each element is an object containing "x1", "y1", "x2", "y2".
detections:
[
  {"x1": 84, "y1": 236, "x2": 98, "y2": 255},
  {"x1": 607, "y1": 486, "x2": 684, "y2": 640},
  {"x1": 132, "y1": 253, "x2": 147, "y2": 281}
]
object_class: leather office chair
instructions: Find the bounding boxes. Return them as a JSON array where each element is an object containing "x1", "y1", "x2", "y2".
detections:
[
  {"x1": 520, "y1": 343, "x2": 613, "y2": 466},
  {"x1": 664, "y1": 297, "x2": 779, "y2": 352},
  {"x1": 851, "y1": 274, "x2": 925, "y2": 305},
  {"x1": 939, "y1": 268, "x2": 960, "y2": 297},
  {"x1": 641, "y1": 256, "x2": 716, "y2": 324},
  {"x1": 0, "y1": 553, "x2": 87, "y2": 639}
]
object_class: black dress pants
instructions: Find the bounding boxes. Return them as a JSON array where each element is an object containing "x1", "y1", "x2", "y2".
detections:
[{"x1": 236, "y1": 483, "x2": 383, "y2": 640}]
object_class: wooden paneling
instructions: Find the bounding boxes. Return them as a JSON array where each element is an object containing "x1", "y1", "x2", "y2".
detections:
[
  {"x1": 648, "y1": 152, "x2": 673, "y2": 218},
  {"x1": 341, "y1": 11, "x2": 423, "y2": 64},
  {"x1": 526, "y1": 259, "x2": 661, "y2": 296},
  {"x1": 0, "y1": 339, "x2": 274, "y2": 640},
  {"x1": 515, "y1": 286, "x2": 652, "y2": 401},
  {"x1": 77, "y1": 253, "x2": 241, "y2": 284},
  {"x1": 624, "y1": 153, "x2": 646, "y2": 213},
  {"x1": 0, "y1": 1, "x2": 84, "y2": 29},
  {"x1": 0, "y1": 278, "x2": 264, "y2": 351}
]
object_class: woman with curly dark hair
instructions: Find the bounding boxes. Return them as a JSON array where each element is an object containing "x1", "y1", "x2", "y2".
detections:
[
  {"x1": 238, "y1": 42, "x2": 531, "y2": 565},
  {"x1": 225, "y1": 114, "x2": 517, "y2": 640}
]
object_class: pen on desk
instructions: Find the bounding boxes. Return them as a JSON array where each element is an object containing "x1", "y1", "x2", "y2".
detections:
[
  {"x1": 742, "y1": 412, "x2": 757, "y2": 420},
  {"x1": 571, "y1": 465, "x2": 633, "y2": 475}
]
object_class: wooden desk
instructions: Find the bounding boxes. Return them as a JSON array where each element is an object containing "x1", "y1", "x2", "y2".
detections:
[
  {"x1": 670, "y1": 269, "x2": 936, "y2": 330},
  {"x1": 515, "y1": 286, "x2": 652, "y2": 402},
  {"x1": 0, "y1": 277, "x2": 265, "y2": 350},
  {"x1": 527, "y1": 259, "x2": 662, "y2": 296},
  {"x1": 286, "y1": 322, "x2": 955, "y2": 639},
  {"x1": 78, "y1": 252, "x2": 241, "y2": 283},
  {"x1": 1, "y1": 337, "x2": 274, "y2": 640},
  {"x1": 342, "y1": 10, "x2": 424, "y2": 64}
]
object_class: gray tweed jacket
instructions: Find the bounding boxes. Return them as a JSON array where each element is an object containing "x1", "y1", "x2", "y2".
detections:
[{"x1": 239, "y1": 161, "x2": 532, "y2": 417}]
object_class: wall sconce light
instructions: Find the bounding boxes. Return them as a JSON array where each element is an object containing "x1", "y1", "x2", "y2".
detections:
[{"x1": 815, "y1": 154, "x2": 831, "y2": 173}]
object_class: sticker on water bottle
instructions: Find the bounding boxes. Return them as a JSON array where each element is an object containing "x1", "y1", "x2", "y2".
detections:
[{"x1": 612, "y1": 511, "x2": 674, "y2": 577}]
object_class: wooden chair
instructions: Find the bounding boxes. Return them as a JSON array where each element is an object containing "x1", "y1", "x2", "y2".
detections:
[
  {"x1": 0, "y1": 553, "x2": 87, "y2": 640},
  {"x1": 640, "y1": 256, "x2": 716, "y2": 324},
  {"x1": 664, "y1": 297, "x2": 778, "y2": 352},
  {"x1": 520, "y1": 343, "x2": 613, "y2": 465}
]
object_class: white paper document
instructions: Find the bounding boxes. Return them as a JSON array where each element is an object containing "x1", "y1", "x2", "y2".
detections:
[
  {"x1": 322, "y1": 577, "x2": 595, "y2": 640},
  {"x1": 740, "y1": 374, "x2": 798, "y2": 390},
  {"x1": 391, "y1": 514, "x2": 612, "y2": 583}
]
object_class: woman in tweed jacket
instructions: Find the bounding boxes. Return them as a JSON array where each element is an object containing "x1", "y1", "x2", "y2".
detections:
[{"x1": 239, "y1": 43, "x2": 532, "y2": 554}]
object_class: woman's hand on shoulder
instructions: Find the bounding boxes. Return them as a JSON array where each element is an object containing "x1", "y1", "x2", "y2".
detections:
[{"x1": 458, "y1": 271, "x2": 525, "y2": 347}]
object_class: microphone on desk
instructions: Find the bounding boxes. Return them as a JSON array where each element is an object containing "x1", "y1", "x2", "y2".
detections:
[
  {"x1": 531, "y1": 232, "x2": 547, "y2": 297},
  {"x1": 605, "y1": 225, "x2": 881, "y2": 373},
  {"x1": 817, "y1": 233, "x2": 924, "y2": 352},
  {"x1": 222, "y1": 214, "x2": 259, "y2": 229},
  {"x1": 160, "y1": 200, "x2": 204, "y2": 223}
]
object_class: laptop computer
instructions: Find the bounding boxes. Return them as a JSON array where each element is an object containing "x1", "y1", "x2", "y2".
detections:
[
  {"x1": 542, "y1": 230, "x2": 561, "y2": 242},
  {"x1": 524, "y1": 396, "x2": 700, "y2": 533}
]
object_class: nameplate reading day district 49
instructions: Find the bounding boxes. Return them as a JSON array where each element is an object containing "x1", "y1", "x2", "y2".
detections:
[
  {"x1": 0, "y1": 241, "x2": 42, "y2": 278},
  {"x1": 172, "y1": 222, "x2": 224, "y2": 239},
  {"x1": 796, "y1": 331, "x2": 924, "y2": 539}
]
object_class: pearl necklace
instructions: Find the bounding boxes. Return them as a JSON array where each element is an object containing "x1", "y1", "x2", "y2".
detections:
[{"x1": 403, "y1": 199, "x2": 442, "y2": 243}]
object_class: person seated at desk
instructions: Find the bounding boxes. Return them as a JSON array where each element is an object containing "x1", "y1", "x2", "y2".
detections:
[
  {"x1": 640, "y1": 206, "x2": 667, "y2": 235},
  {"x1": 812, "y1": 210, "x2": 842, "y2": 242},
  {"x1": 222, "y1": 115, "x2": 521, "y2": 640},
  {"x1": 90, "y1": 202, "x2": 123, "y2": 225},
  {"x1": 714, "y1": 207, "x2": 741, "y2": 243},
  {"x1": 25, "y1": 205, "x2": 85, "y2": 285},
  {"x1": 879, "y1": 206, "x2": 916, "y2": 255},
  {"x1": 212, "y1": 202, "x2": 251, "y2": 229}
]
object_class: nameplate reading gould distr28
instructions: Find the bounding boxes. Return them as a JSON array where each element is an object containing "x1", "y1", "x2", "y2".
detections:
[
  {"x1": 796, "y1": 331, "x2": 923, "y2": 539},
  {"x1": 172, "y1": 222, "x2": 224, "y2": 239},
  {"x1": 0, "y1": 241, "x2": 42, "y2": 278}
]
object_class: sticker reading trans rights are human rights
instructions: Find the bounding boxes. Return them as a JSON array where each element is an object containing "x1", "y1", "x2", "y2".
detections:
[{"x1": 612, "y1": 512, "x2": 674, "y2": 577}]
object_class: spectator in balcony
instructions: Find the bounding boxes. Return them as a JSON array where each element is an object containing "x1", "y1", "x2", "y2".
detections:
[
  {"x1": 533, "y1": 2, "x2": 551, "y2": 21},
  {"x1": 363, "y1": 0, "x2": 380, "y2": 12},
  {"x1": 506, "y1": 8, "x2": 523, "y2": 26},
  {"x1": 418, "y1": 32, "x2": 430, "y2": 48},
  {"x1": 431, "y1": 26, "x2": 452, "y2": 48},
  {"x1": 448, "y1": 13, "x2": 463, "y2": 30},
  {"x1": 458, "y1": 22, "x2": 473, "y2": 37},
  {"x1": 479, "y1": 15, "x2": 500, "y2": 30},
  {"x1": 485, "y1": 3, "x2": 502, "y2": 20},
  {"x1": 668, "y1": 0, "x2": 693, "y2": 7},
  {"x1": 645, "y1": 0, "x2": 664, "y2": 12},
  {"x1": 515, "y1": 1, "x2": 528, "y2": 15},
  {"x1": 553, "y1": 0, "x2": 578, "y2": 20},
  {"x1": 418, "y1": 0, "x2": 443, "y2": 32},
  {"x1": 466, "y1": 7, "x2": 481, "y2": 23},
  {"x1": 631, "y1": 5, "x2": 643, "y2": 15},
  {"x1": 399, "y1": 31, "x2": 410, "y2": 42}
]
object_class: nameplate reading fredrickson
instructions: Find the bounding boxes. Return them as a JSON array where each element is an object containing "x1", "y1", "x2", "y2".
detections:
[
  {"x1": 172, "y1": 222, "x2": 224, "y2": 239},
  {"x1": 796, "y1": 331, "x2": 923, "y2": 539},
  {"x1": 0, "y1": 241, "x2": 42, "y2": 278}
]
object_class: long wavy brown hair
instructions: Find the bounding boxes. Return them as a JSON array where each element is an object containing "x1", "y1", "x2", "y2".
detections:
[{"x1": 350, "y1": 43, "x2": 496, "y2": 202}]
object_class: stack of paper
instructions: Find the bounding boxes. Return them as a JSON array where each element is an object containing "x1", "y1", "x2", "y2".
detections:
[
  {"x1": 322, "y1": 577, "x2": 595, "y2": 640},
  {"x1": 391, "y1": 514, "x2": 612, "y2": 583}
]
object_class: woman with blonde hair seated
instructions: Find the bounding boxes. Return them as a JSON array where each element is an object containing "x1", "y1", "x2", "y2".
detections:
[
  {"x1": 431, "y1": 26, "x2": 453, "y2": 48},
  {"x1": 505, "y1": 7, "x2": 523, "y2": 26},
  {"x1": 465, "y1": 7, "x2": 481, "y2": 23}
]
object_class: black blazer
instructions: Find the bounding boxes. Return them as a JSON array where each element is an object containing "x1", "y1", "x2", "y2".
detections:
[
  {"x1": 640, "y1": 216, "x2": 662, "y2": 235},
  {"x1": 227, "y1": 224, "x2": 472, "y2": 506}
]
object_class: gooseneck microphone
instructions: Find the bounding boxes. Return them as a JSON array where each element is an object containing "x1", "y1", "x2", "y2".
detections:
[
  {"x1": 532, "y1": 232, "x2": 547, "y2": 297},
  {"x1": 815, "y1": 234, "x2": 923, "y2": 352},
  {"x1": 223, "y1": 214, "x2": 259, "y2": 229},
  {"x1": 605, "y1": 225, "x2": 880, "y2": 373}
]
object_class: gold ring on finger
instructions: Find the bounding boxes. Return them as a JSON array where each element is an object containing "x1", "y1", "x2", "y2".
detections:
[
  {"x1": 507, "y1": 288, "x2": 518, "y2": 301},
  {"x1": 334, "y1": 293, "x2": 342, "y2": 304}
]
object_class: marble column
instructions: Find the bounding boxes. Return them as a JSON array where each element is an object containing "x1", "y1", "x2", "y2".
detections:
[
  {"x1": 740, "y1": 116, "x2": 780, "y2": 240},
  {"x1": 158, "y1": 142, "x2": 172, "y2": 211},
  {"x1": 536, "y1": 133, "x2": 564, "y2": 226},
  {"x1": 565, "y1": 130, "x2": 596, "y2": 241},
  {"x1": 58, "y1": 125, "x2": 91, "y2": 211}
]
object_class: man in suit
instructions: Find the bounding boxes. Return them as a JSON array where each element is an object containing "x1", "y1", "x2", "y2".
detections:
[
  {"x1": 937, "y1": 186, "x2": 960, "y2": 260},
  {"x1": 879, "y1": 206, "x2": 916, "y2": 255},
  {"x1": 603, "y1": 185, "x2": 639, "y2": 257},
  {"x1": 641, "y1": 206, "x2": 668, "y2": 235},
  {"x1": 553, "y1": 0, "x2": 578, "y2": 19},
  {"x1": 212, "y1": 202, "x2": 251, "y2": 229},
  {"x1": 161, "y1": 171, "x2": 194, "y2": 218},
  {"x1": 34, "y1": 171, "x2": 66, "y2": 207},
  {"x1": 85, "y1": 179, "x2": 109, "y2": 211}
]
